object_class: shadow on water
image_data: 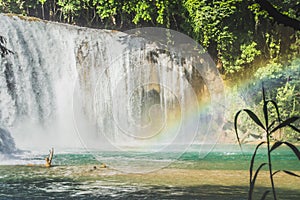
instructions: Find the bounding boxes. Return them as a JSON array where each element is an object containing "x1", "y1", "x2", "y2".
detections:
[
  {"x1": 127, "y1": 185, "x2": 299, "y2": 200},
  {"x1": 0, "y1": 180, "x2": 299, "y2": 200},
  {"x1": 0, "y1": 165, "x2": 298, "y2": 200}
]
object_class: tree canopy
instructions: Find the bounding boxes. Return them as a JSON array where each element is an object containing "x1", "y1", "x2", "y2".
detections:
[{"x1": 1, "y1": 0, "x2": 299, "y2": 76}]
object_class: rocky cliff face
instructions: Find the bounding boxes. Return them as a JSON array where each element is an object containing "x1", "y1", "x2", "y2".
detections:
[{"x1": 0, "y1": 127, "x2": 18, "y2": 154}]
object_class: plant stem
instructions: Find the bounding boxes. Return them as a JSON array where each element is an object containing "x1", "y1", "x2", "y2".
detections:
[{"x1": 267, "y1": 133, "x2": 277, "y2": 200}]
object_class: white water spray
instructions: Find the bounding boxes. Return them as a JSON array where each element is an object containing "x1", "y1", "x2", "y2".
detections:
[{"x1": 0, "y1": 15, "x2": 224, "y2": 171}]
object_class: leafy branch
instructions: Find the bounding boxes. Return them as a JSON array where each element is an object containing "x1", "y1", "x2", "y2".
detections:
[{"x1": 234, "y1": 85, "x2": 300, "y2": 200}]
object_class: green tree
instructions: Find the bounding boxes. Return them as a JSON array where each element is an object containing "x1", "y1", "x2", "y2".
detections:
[{"x1": 0, "y1": 0, "x2": 299, "y2": 78}]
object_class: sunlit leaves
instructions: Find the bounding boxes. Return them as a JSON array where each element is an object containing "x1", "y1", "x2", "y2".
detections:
[
  {"x1": 183, "y1": 0, "x2": 240, "y2": 49},
  {"x1": 38, "y1": 0, "x2": 46, "y2": 5},
  {"x1": 233, "y1": 42, "x2": 261, "y2": 73}
]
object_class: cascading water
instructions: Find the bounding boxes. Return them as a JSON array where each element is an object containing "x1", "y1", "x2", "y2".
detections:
[
  {"x1": 0, "y1": 127, "x2": 18, "y2": 154},
  {"x1": 0, "y1": 14, "x2": 80, "y2": 149},
  {"x1": 0, "y1": 15, "x2": 224, "y2": 172}
]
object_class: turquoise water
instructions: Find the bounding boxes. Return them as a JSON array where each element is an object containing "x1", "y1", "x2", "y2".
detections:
[
  {"x1": 177, "y1": 144, "x2": 300, "y2": 171},
  {"x1": 0, "y1": 144, "x2": 299, "y2": 199},
  {"x1": 49, "y1": 144, "x2": 300, "y2": 171}
]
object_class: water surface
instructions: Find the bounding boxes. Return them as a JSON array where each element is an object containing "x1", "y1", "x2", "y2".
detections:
[{"x1": 0, "y1": 144, "x2": 299, "y2": 199}]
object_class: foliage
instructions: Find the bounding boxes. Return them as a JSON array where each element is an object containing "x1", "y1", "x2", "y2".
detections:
[
  {"x1": 225, "y1": 42, "x2": 261, "y2": 73},
  {"x1": 0, "y1": 0, "x2": 299, "y2": 77},
  {"x1": 234, "y1": 58, "x2": 299, "y2": 141},
  {"x1": 265, "y1": 0, "x2": 300, "y2": 20},
  {"x1": 234, "y1": 87, "x2": 300, "y2": 200},
  {"x1": 183, "y1": 0, "x2": 238, "y2": 48}
]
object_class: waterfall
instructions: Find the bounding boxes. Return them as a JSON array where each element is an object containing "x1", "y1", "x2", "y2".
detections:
[
  {"x1": 0, "y1": 14, "x2": 224, "y2": 153},
  {"x1": 0, "y1": 14, "x2": 80, "y2": 149}
]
